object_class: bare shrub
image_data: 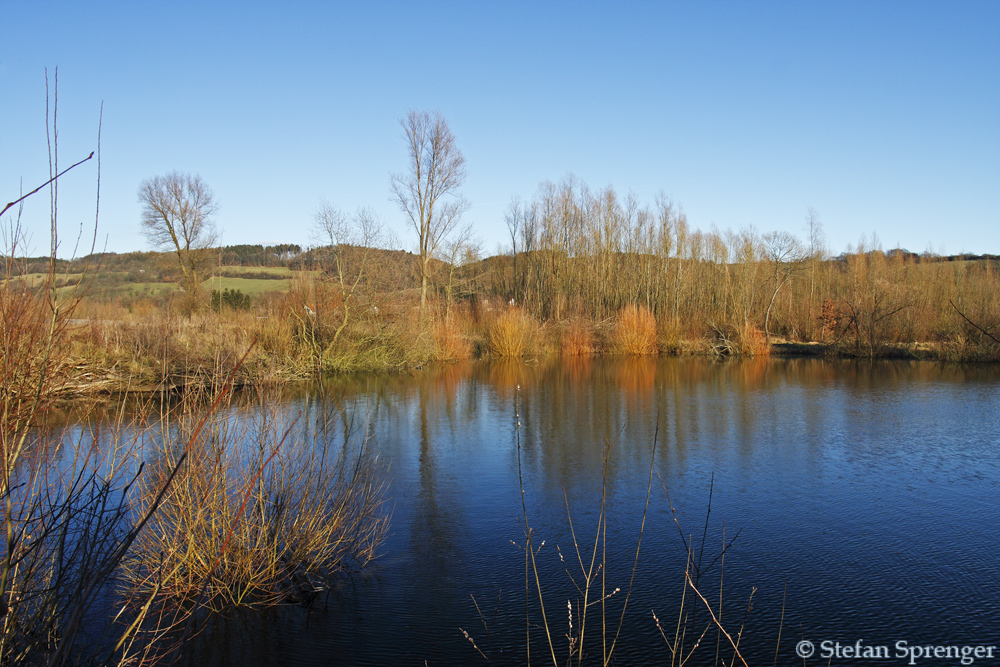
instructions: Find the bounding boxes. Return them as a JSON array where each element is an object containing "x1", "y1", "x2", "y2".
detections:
[
  {"x1": 433, "y1": 316, "x2": 473, "y2": 360},
  {"x1": 487, "y1": 307, "x2": 537, "y2": 358},
  {"x1": 560, "y1": 318, "x2": 595, "y2": 356},
  {"x1": 610, "y1": 304, "x2": 658, "y2": 356},
  {"x1": 121, "y1": 406, "x2": 388, "y2": 613}
]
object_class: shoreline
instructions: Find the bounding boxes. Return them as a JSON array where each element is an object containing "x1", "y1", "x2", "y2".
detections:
[{"x1": 54, "y1": 339, "x2": 993, "y2": 397}]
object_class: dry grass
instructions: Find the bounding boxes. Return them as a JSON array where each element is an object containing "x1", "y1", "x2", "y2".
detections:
[
  {"x1": 609, "y1": 304, "x2": 659, "y2": 356},
  {"x1": 487, "y1": 307, "x2": 538, "y2": 358},
  {"x1": 71, "y1": 306, "x2": 309, "y2": 389}
]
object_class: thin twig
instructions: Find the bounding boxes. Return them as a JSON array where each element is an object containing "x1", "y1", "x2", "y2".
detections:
[{"x1": 684, "y1": 570, "x2": 751, "y2": 667}]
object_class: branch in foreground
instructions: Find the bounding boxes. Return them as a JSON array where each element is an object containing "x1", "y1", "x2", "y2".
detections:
[{"x1": 1, "y1": 152, "x2": 94, "y2": 218}]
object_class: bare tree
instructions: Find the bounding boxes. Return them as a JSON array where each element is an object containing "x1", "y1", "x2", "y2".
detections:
[
  {"x1": 440, "y1": 222, "x2": 480, "y2": 322},
  {"x1": 313, "y1": 202, "x2": 387, "y2": 348},
  {"x1": 138, "y1": 172, "x2": 218, "y2": 306},
  {"x1": 805, "y1": 208, "x2": 826, "y2": 337},
  {"x1": 391, "y1": 110, "x2": 469, "y2": 313},
  {"x1": 504, "y1": 197, "x2": 525, "y2": 302},
  {"x1": 761, "y1": 230, "x2": 804, "y2": 343}
]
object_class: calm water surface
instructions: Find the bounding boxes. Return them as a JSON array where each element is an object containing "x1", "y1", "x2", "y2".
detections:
[{"x1": 154, "y1": 358, "x2": 1000, "y2": 665}]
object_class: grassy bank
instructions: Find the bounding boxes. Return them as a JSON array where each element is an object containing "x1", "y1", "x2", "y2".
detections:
[{"x1": 55, "y1": 282, "x2": 1000, "y2": 395}]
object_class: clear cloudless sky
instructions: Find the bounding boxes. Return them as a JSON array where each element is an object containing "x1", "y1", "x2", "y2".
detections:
[{"x1": 2, "y1": 1, "x2": 998, "y2": 258}]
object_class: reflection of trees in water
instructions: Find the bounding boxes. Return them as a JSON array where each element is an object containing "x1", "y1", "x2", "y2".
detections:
[
  {"x1": 484, "y1": 357, "x2": 530, "y2": 391},
  {"x1": 51, "y1": 356, "x2": 998, "y2": 665},
  {"x1": 611, "y1": 356, "x2": 657, "y2": 394},
  {"x1": 405, "y1": 366, "x2": 479, "y2": 624}
]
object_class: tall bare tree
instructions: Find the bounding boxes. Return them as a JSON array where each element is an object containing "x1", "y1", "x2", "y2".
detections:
[
  {"x1": 440, "y1": 222, "x2": 479, "y2": 322},
  {"x1": 391, "y1": 111, "x2": 469, "y2": 313},
  {"x1": 313, "y1": 202, "x2": 387, "y2": 347},
  {"x1": 805, "y1": 207, "x2": 826, "y2": 337},
  {"x1": 761, "y1": 230, "x2": 804, "y2": 343},
  {"x1": 138, "y1": 172, "x2": 218, "y2": 306}
]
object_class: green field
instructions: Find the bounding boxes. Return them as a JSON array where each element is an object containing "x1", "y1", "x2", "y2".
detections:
[
  {"x1": 114, "y1": 282, "x2": 181, "y2": 296},
  {"x1": 201, "y1": 276, "x2": 292, "y2": 295},
  {"x1": 218, "y1": 266, "x2": 297, "y2": 276},
  {"x1": 8, "y1": 265, "x2": 321, "y2": 301},
  {"x1": 217, "y1": 266, "x2": 322, "y2": 277},
  {"x1": 13, "y1": 272, "x2": 91, "y2": 287}
]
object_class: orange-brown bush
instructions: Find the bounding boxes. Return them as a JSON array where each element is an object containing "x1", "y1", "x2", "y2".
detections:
[
  {"x1": 433, "y1": 316, "x2": 473, "y2": 360},
  {"x1": 560, "y1": 318, "x2": 595, "y2": 356},
  {"x1": 609, "y1": 304, "x2": 658, "y2": 356},
  {"x1": 737, "y1": 324, "x2": 771, "y2": 357},
  {"x1": 487, "y1": 307, "x2": 538, "y2": 357}
]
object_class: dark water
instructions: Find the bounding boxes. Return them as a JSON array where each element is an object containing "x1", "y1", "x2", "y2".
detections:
[{"x1": 150, "y1": 358, "x2": 1000, "y2": 665}]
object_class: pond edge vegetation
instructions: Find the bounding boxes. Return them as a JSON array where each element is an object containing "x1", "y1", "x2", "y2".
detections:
[{"x1": 1, "y1": 78, "x2": 389, "y2": 665}]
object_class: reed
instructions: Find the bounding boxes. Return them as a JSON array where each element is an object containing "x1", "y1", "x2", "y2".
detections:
[
  {"x1": 121, "y1": 400, "x2": 388, "y2": 613},
  {"x1": 463, "y1": 392, "x2": 758, "y2": 667}
]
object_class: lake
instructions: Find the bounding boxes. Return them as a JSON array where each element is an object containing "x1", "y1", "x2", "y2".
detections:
[{"x1": 80, "y1": 357, "x2": 1000, "y2": 665}]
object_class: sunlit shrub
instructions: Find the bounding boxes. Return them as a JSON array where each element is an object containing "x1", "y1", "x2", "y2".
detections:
[
  {"x1": 561, "y1": 318, "x2": 595, "y2": 356},
  {"x1": 123, "y1": 407, "x2": 389, "y2": 611},
  {"x1": 610, "y1": 304, "x2": 658, "y2": 356},
  {"x1": 487, "y1": 307, "x2": 537, "y2": 358},
  {"x1": 434, "y1": 317, "x2": 473, "y2": 360}
]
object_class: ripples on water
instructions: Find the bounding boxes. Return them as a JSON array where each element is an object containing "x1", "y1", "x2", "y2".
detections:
[{"x1": 73, "y1": 358, "x2": 1000, "y2": 665}]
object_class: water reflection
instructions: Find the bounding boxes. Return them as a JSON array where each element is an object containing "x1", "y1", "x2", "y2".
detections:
[{"x1": 78, "y1": 357, "x2": 1000, "y2": 666}]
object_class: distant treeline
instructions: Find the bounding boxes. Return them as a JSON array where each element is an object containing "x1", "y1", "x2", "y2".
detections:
[
  {"x1": 3, "y1": 244, "x2": 304, "y2": 274},
  {"x1": 457, "y1": 178, "x2": 1000, "y2": 358},
  {"x1": 217, "y1": 244, "x2": 303, "y2": 266},
  {"x1": 4, "y1": 240, "x2": 994, "y2": 278}
]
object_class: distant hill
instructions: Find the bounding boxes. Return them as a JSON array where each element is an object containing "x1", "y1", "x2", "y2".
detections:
[
  {"x1": 4, "y1": 243, "x2": 998, "y2": 305},
  {"x1": 1, "y1": 244, "x2": 427, "y2": 303}
]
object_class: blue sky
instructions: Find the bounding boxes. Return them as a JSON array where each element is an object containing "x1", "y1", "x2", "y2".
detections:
[{"x1": 2, "y1": 1, "x2": 998, "y2": 258}]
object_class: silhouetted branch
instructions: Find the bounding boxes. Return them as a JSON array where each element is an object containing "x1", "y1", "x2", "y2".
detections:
[{"x1": 0, "y1": 152, "x2": 94, "y2": 218}]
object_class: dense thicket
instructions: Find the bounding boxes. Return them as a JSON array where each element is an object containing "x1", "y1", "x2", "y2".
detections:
[{"x1": 464, "y1": 179, "x2": 999, "y2": 357}]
